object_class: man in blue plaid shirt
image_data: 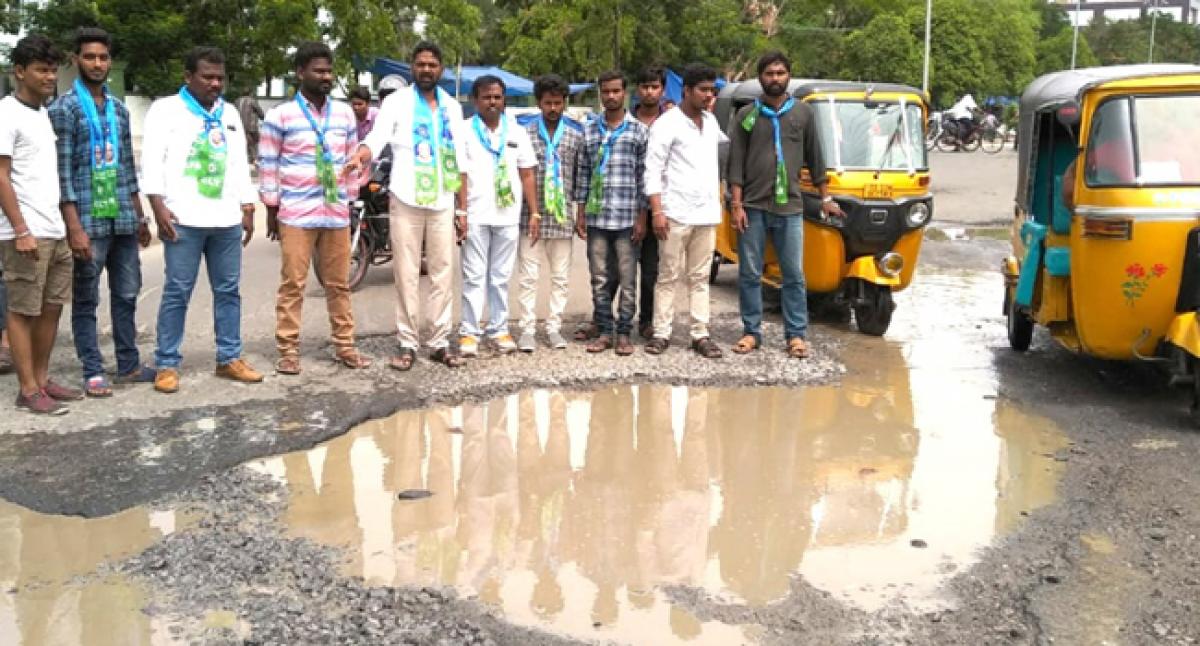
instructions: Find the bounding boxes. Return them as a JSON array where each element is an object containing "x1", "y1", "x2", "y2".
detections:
[
  {"x1": 573, "y1": 71, "x2": 648, "y2": 357},
  {"x1": 50, "y1": 28, "x2": 154, "y2": 397}
]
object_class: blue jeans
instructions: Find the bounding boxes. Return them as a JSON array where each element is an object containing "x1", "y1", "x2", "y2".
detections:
[
  {"x1": 587, "y1": 226, "x2": 637, "y2": 336},
  {"x1": 155, "y1": 225, "x2": 244, "y2": 368},
  {"x1": 738, "y1": 209, "x2": 808, "y2": 341},
  {"x1": 460, "y1": 224, "x2": 519, "y2": 338},
  {"x1": 72, "y1": 234, "x2": 143, "y2": 378}
]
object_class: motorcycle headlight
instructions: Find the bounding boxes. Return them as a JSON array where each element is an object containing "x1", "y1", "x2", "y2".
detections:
[{"x1": 906, "y1": 201, "x2": 931, "y2": 227}]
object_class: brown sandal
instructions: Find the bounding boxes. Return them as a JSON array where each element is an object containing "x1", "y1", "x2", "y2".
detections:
[
  {"x1": 336, "y1": 350, "x2": 373, "y2": 369},
  {"x1": 644, "y1": 337, "x2": 669, "y2": 355},
  {"x1": 731, "y1": 335, "x2": 759, "y2": 354},
  {"x1": 388, "y1": 348, "x2": 416, "y2": 371},
  {"x1": 431, "y1": 348, "x2": 465, "y2": 368},
  {"x1": 275, "y1": 356, "x2": 301, "y2": 375},
  {"x1": 691, "y1": 337, "x2": 723, "y2": 359},
  {"x1": 587, "y1": 335, "x2": 613, "y2": 353},
  {"x1": 788, "y1": 338, "x2": 810, "y2": 359},
  {"x1": 574, "y1": 323, "x2": 598, "y2": 342},
  {"x1": 615, "y1": 335, "x2": 634, "y2": 356}
]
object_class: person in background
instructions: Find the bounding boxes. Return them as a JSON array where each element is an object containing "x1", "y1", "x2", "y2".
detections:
[
  {"x1": 643, "y1": 64, "x2": 725, "y2": 359},
  {"x1": 259, "y1": 42, "x2": 372, "y2": 376},
  {"x1": 235, "y1": 95, "x2": 264, "y2": 166},
  {"x1": 349, "y1": 86, "x2": 377, "y2": 141},
  {"x1": 142, "y1": 46, "x2": 262, "y2": 393},
  {"x1": 50, "y1": 27, "x2": 156, "y2": 398},
  {"x1": 457, "y1": 75, "x2": 537, "y2": 356},
  {"x1": 343, "y1": 43, "x2": 468, "y2": 371},
  {"x1": 573, "y1": 71, "x2": 648, "y2": 357},
  {"x1": 515, "y1": 74, "x2": 583, "y2": 353},
  {"x1": 0, "y1": 35, "x2": 79, "y2": 414},
  {"x1": 632, "y1": 66, "x2": 667, "y2": 341},
  {"x1": 727, "y1": 51, "x2": 841, "y2": 360}
]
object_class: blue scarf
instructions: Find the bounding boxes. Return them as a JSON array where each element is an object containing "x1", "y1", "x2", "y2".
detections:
[
  {"x1": 472, "y1": 114, "x2": 514, "y2": 208},
  {"x1": 744, "y1": 98, "x2": 795, "y2": 204},
  {"x1": 412, "y1": 86, "x2": 461, "y2": 206},
  {"x1": 537, "y1": 116, "x2": 568, "y2": 222}
]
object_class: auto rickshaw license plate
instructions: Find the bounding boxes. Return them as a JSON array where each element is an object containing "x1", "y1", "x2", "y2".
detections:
[{"x1": 864, "y1": 184, "x2": 893, "y2": 199}]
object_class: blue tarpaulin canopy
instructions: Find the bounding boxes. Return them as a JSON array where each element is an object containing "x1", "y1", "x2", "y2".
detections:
[
  {"x1": 663, "y1": 69, "x2": 728, "y2": 104},
  {"x1": 371, "y1": 58, "x2": 591, "y2": 97}
]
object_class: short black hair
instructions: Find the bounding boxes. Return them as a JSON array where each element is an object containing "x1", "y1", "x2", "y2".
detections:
[
  {"x1": 756, "y1": 51, "x2": 791, "y2": 77},
  {"x1": 681, "y1": 63, "x2": 717, "y2": 89},
  {"x1": 73, "y1": 27, "x2": 111, "y2": 55},
  {"x1": 349, "y1": 86, "x2": 371, "y2": 102},
  {"x1": 412, "y1": 41, "x2": 442, "y2": 64},
  {"x1": 597, "y1": 70, "x2": 625, "y2": 89},
  {"x1": 294, "y1": 41, "x2": 332, "y2": 70},
  {"x1": 471, "y1": 74, "x2": 506, "y2": 98},
  {"x1": 184, "y1": 46, "x2": 225, "y2": 73},
  {"x1": 11, "y1": 34, "x2": 63, "y2": 68},
  {"x1": 636, "y1": 66, "x2": 665, "y2": 86},
  {"x1": 534, "y1": 74, "x2": 569, "y2": 100}
]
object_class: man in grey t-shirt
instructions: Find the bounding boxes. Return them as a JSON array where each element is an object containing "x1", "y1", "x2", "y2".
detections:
[{"x1": 726, "y1": 51, "x2": 843, "y2": 360}]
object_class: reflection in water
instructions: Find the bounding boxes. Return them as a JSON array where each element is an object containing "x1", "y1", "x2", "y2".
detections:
[
  {"x1": 251, "y1": 341, "x2": 1066, "y2": 643},
  {"x1": 0, "y1": 501, "x2": 177, "y2": 645}
]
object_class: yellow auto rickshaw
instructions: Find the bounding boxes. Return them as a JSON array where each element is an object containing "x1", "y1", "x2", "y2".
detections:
[
  {"x1": 1003, "y1": 64, "x2": 1200, "y2": 424},
  {"x1": 714, "y1": 80, "x2": 933, "y2": 336}
]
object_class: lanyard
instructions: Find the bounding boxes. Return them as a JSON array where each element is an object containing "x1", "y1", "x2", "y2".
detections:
[
  {"x1": 73, "y1": 79, "x2": 119, "y2": 169},
  {"x1": 538, "y1": 115, "x2": 565, "y2": 165},
  {"x1": 295, "y1": 93, "x2": 332, "y2": 162},
  {"x1": 179, "y1": 86, "x2": 224, "y2": 133}
]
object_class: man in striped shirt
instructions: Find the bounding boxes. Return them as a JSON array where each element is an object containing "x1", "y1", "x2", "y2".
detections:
[{"x1": 259, "y1": 42, "x2": 371, "y2": 375}]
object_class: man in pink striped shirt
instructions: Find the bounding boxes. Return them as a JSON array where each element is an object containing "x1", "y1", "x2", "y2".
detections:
[{"x1": 259, "y1": 42, "x2": 371, "y2": 375}]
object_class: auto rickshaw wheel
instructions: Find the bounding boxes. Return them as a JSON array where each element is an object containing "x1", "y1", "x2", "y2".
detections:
[
  {"x1": 853, "y1": 282, "x2": 895, "y2": 336},
  {"x1": 1005, "y1": 288, "x2": 1033, "y2": 352}
]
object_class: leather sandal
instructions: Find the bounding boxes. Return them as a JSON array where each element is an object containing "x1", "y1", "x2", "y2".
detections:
[
  {"x1": 275, "y1": 356, "x2": 301, "y2": 375},
  {"x1": 644, "y1": 337, "x2": 669, "y2": 355},
  {"x1": 430, "y1": 348, "x2": 465, "y2": 368},
  {"x1": 731, "y1": 335, "x2": 759, "y2": 354},
  {"x1": 788, "y1": 337, "x2": 810, "y2": 359},
  {"x1": 615, "y1": 335, "x2": 635, "y2": 356},
  {"x1": 388, "y1": 348, "x2": 417, "y2": 371},
  {"x1": 587, "y1": 335, "x2": 613, "y2": 353},
  {"x1": 336, "y1": 350, "x2": 373, "y2": 369},
  {"x1": 691, "y1": 337, "x2": 723, "y2": 359}
]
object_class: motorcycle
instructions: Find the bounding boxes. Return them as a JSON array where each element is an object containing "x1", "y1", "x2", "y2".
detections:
[{"x1": 315, "y1": 156, "x2": 392, "y2": 291}]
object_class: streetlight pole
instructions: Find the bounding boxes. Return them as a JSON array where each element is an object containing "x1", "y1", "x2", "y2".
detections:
[
  {"x1": 1149, "y1": 0, "x2": 1159, "y2": 63},
  {"x1": 1071, "y1": 0, "x2": 1083, "y2": 69},
  {"x1": 922, "y1": 0, "x2": 932, "y2": 93}
]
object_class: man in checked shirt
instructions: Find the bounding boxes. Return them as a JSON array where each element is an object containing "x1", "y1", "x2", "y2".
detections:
[
  {"x1": 515, "y1": 75, "x2": 584, "y2": 353},
  {"x1": 573, "y1": 71, "x2": 648, "y2": 357}
]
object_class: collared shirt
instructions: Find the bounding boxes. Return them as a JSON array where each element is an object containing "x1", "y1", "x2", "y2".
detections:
[
  {"x1": 727, "y1": 98, "x2": 828, "y2": 215},
  {"x1": 49, "y1": 90, "x2": 141, "y2": 238},
  {"x1": 462, "y1": 113, "x2": 537, "y2": 227},
  {"x1": 356, "y1": 106, "x2": 378, "y2": 141},
  {"x1": 573, "y1": 112, "x2": 647, "y2": 231},
  {"x1": 645, "y1": 107, "x2": 726, "y2": 226},
  {"x1": 520, "y1": 115, "x2": 584, "y2": 238},
  {"x1": 141, "y1": 94, "x2": 256, "y2": 228},
  {"x1": 361, "y1": 87, "x2": 466, "y2": 212},
  {"x1": 258, "y1": 96, "x2": 359, "y2": 228}
]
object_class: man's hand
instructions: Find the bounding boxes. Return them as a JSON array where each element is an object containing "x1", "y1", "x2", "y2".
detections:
[
  {"x1": 653, "y1": 211, "x2": 670, "y2": 241},
  {"x1": 575, "y1": 218, "x2": 587, "y2": 240},
  {"x1": 153, "y1": 205, "x2": 178, "y2": 242},
  {"x1": 821, "y1": 198, "x2": 845, "y2": 220},
  {"x1": 67, "y1": 225, "x2": 92, "y2": 261},
  {"x1": 340, "y1": 146, "x2": 371, "y2": 183},
  {"x1": 455, "y1": 215, "x2": 468, "y2": 244},
  {"x1": 14, "y1": 233, "x2": 38, "y2": 260},
  {"x1": 241, "y1": 204, "x2": 255, "y2": 247},
  {"x1": 137, "y1": 221, "x2": 152, "y2": 248},
  {"x1": 732, "y1": 205, "x2": 748, "y2": 233},
  {"x1": 632, "y1": 213, "x2": 647, "y2": 243},
  {"x1": 528, "y1": 217, "x2": 541, "y2": 246},
  {"x1": 266, "y1": 206, "x2": 280, "y2": 242}
]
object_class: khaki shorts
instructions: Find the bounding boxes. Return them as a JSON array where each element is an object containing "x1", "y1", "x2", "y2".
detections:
[{"x1": 0, "y1": 238, "x2": 72, "y2": 317}]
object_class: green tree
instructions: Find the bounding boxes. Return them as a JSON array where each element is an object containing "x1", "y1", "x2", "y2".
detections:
[
  {"x1": 840, "y1": 13, "x2": 921, "y2": 85},
  {"x1": 1035, "y1": 28, "x2": 1098, "y2": 75}
]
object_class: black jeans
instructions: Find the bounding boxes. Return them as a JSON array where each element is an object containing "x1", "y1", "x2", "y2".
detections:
[{"x1": 637, "y1": 235, "x2": 659, "y2": 328}]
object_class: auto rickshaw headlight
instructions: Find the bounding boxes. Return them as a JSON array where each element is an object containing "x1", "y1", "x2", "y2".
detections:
[
  {"x1": 906, "y1": 201, "x2": 931, "y2": 227},
  {"x1": 876, "y1": 252, "x2": 904, "y2": 278}
]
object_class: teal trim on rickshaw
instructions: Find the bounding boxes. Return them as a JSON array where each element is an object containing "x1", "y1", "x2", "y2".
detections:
[
  {"x1": 1045, "y1": 246, "x2": 1071, "y2": 277},
  {"x1": 1051, "y1": 172, "x2": 1073, "y2": 234},
  {"x1": 1016, "y1": 221, "x2": 1047, "y2": 307}
]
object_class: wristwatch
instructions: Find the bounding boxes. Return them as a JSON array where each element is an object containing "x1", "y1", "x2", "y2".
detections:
[
  {"x1": 821, "y1": 196, "x2": 834, "y2": 204},
  {"x1": 454, "y1": 209, "x2": 468, "y2": 217},
  {"x1": 529, "y1": 212, "x2": 542, "y2": 220}
]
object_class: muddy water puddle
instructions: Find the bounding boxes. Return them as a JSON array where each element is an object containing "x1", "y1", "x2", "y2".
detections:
[
  {"x1": 245, "y1": 297, "x2": 1067, "y2": 644},
  {"x1": 0, "y1": 501, "x2": 185, "y2": 645}
]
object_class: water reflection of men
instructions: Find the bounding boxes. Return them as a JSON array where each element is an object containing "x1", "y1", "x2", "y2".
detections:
[
  {"x1": 516, "y1": 390, "x2": 571, "y2": 620},
  {"x1": 457, "y1": 401, "x2": 519, "y2": 596}
]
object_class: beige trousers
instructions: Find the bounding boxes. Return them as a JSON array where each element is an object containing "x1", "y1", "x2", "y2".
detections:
[
  {"x1": 652, "y1": 222, "x2": 716, "y2": 341},
  {"x1": 515, "y1": 236, "x2": 573, "y2": 335},
  {"x1": 389, "y1": 197, "x2": 455, "y2": 349}
]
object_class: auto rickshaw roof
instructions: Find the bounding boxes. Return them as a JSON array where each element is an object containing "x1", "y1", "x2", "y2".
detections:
[
  {"x1": 717, "y1": 78, "x2": 820, "y2": 101},
  {"x1": 1015, "y1": 64, "x2": 1200, "y2": 208},
  {"x1": 791, "y1": 81, "x2": 928, "y2": 103}
]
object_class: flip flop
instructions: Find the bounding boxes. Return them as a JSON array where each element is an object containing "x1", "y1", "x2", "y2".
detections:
[
  {"x1": 114, "y1": 365, "x2": 158, "y2": 385},
  {"x1": 84, "y1": 375, "x2": 113, "y2": 398}
]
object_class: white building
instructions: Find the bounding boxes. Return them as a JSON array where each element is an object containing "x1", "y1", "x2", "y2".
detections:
[{"x1": 1056, "y1": 0, "x2": 1200, "y2": 25}]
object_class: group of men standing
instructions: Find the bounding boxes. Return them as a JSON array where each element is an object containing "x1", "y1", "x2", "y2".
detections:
[{"x1": 0, "y1": 29, "x2": 836, "y2": 415}]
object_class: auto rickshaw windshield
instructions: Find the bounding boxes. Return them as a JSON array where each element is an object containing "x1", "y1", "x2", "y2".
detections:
[
  {"x1": 1085, "y1": 94, "x2": 1200, "y2": 186},
  {"x1": 810, "y1": 99, "x2": 927, "y2": 171}
]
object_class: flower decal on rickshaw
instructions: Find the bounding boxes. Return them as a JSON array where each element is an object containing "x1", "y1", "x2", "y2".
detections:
[{"x1": 1122, "y1": 262, "x2": 1168, "y2": 306}]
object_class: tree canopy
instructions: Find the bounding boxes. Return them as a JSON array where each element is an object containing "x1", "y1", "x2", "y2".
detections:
[{"x1": 22, "y1": 0, "x2": 1200, "y2": 105}]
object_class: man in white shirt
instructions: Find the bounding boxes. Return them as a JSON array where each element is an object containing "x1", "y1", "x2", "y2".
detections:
[
  {"x1": 0, "y1": 35, "x2": 79, "y2": 415},
  {"x1": 643, "y1": 64, "x2": 726, "y2": 359},
  {"x1": 458, "y1": 76, "x2": 537, "y2": 356},
  {"x1": 142, "y1": 46, "x2": 262, "y2": 393},
  {"x1": 343, "y1": 42, "x2": 469, "y2": 370}
]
